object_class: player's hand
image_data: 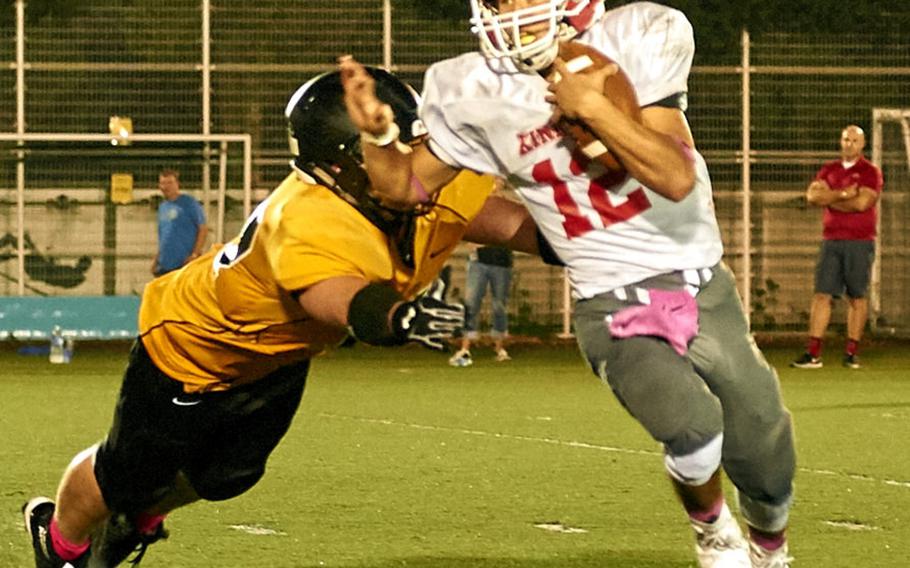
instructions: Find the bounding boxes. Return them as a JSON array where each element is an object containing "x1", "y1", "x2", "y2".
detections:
[
  {"x1": 390, "y1": 277, "x2": 465, "y2": 351},
  {"x1": 338, "y1": 55, "x2": 395, "y2": 137},
  {"x1": 545, "y1": 57, "x2": 618, "y2": 122}
]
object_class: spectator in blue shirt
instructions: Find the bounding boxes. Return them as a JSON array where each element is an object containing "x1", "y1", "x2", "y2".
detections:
[{"x1": 152, "y1": 169, "x2": 208, "y2": 276}]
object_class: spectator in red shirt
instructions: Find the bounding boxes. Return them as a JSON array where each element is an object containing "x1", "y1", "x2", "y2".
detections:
[{"x1": 791, "y1": 124, "x2": 884, "y2": 369}]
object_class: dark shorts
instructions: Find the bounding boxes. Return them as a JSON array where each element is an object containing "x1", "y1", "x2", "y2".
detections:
[
  {"x1": 814, "y1": 239, "x2": 875, "y2": 298},
  {"x1": 95, "y1": 340, "x2": 309, "y2": 515}
]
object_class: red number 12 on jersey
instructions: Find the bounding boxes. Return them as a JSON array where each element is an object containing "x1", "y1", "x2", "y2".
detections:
[{"x1": 532, "y1": 157, "x2": 651, "y2": 239}]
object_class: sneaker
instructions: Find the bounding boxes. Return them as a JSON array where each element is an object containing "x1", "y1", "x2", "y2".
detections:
[
  {"x1": 842, "y1": 353, "x2": 861, "y2": 369},
  {"x1": 88, "y1": 513, "x2": 168, "y2": 567},
  {"x1": 789, "y1": 352, "x2": 822, "y2": 369},
  {"x1": 691, "y1": 504, "x2": 750, "y2": 567},
  {"x1": 448, "y1": 349, "x2": 473, "y2": 367},
  {"x1": 495, "y1": 349, "x2": 511, "y2": 362},
  {"x1": 22, "y1": 497, "x2": 89, "y2": 568},
  {"x1": 749, "y1": 539, "x2": 793, "y2": 568}
]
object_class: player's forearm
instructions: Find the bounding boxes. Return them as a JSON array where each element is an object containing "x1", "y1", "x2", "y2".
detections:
[
  {"x1": 464, "y1": 196, "x2": 539, "y2": 254},
  {"x1": 579, "y1": 97, "x2": 695, "y2": 201}
]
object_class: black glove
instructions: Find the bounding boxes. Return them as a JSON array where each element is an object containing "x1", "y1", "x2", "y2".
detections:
[{"x1": 391, "y1": 276, "x2": 464, "y2": 351}]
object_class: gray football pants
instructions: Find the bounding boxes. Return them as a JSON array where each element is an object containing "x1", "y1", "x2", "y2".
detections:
[{"x1": 573, "y1": 263, "x2": 795, "y2": 532}]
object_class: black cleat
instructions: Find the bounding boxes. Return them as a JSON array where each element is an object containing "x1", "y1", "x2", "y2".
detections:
[
  {"x1": 789, "y1": 352, "x2": 822, "y2": 369},
  {"x1": 88, "y1": 513, "x2": 168, "y2": 567},
  {"x1": 22, "y1": 497, "x2": 88, "y2": 568}
]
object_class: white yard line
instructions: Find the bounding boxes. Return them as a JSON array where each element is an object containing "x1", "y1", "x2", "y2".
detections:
[{"x1": 320, "y1": 413, "x2": 910, "y2": 491}]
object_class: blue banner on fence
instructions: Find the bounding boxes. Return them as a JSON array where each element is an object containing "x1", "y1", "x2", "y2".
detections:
[{"x1": 0, "y1": 296, "x2": 140, "y2": 340}]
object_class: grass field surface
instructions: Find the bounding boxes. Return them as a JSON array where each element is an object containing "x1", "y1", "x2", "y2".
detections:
[{"x1": 1, "y1": 341, "x2": 908, "y2": 567}]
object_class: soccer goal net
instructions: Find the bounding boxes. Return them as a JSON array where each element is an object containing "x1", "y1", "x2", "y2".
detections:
[
  {"x1": 0, "y1": 132, "x2": 252, "y2": 298},
  {"x1": 870, "y1": 109, "x2": 910, "y2": 336}
]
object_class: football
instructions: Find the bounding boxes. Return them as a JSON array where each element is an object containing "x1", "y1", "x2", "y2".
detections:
[{"x1": 552, "y1": 41, "x2": 641, "y2": 173}]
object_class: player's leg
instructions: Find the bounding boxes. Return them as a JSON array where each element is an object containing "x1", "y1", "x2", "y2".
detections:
[
  {"x1": 489, "y1": 264, "x2": 512, "y2": 361},
  {"x1": 24, "y1": 445, "x2": 102, "y2": 568},
  {"x1": 92, "y1": 357, "x2": 308, "y2": 567},
  {"x1": 842, "y1": 240, "x2": 875, "y2": 368},
  {"x1": 87, "y1": 340, "x2": 215, "y2": 567},
  {"x1": 24, "y1": 341, "x2": 187, "y2": 567},
  {"x1": 54, "y1": 446, "x2": 109, "y2": 543},
  {"x1": 574, "y1": 291, "x2": 748, "y2": 567},
  {"x1": 690, "y1": 263, "x2": 795, "y2": 566},
  {"x1": 182, "y1": 360, "x2": 309, "y2": 504}
]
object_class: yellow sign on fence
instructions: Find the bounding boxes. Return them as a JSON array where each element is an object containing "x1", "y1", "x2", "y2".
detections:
[{"x1": 110, "y1": 173, "x2": 134, "y2": 204}]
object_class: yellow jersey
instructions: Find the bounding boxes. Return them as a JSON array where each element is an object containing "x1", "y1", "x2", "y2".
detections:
[{"x1": 139, "y1": 171, "x2": 493, "y2": 393}]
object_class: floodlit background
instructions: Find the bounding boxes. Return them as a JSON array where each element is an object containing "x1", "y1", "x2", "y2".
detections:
[{"x1": 1, "y1": 1, "x2": 910, "y2": 334}]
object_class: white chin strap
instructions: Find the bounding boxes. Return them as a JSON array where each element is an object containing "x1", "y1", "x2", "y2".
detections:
[{"x1": 471, "y1": 0, "x2": 587, "y2": 72}]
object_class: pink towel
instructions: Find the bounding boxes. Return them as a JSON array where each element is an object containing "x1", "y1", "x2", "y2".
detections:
[{"x1": 608, "y1": 289, "x2": 699, "y2": 356}]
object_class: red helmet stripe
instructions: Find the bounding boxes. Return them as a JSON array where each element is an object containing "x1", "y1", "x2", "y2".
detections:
[{"x1": 565, "y1": 0, "x2": 599, "y2": 33}]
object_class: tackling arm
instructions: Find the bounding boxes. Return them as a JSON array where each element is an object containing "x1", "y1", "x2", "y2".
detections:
[
  {"x1": 296, "y1": 275, "x2": 370, "y2": 329},
  {"x1": 464, "y1": 195, "x2": 539, "y2": 255},
  {"x1": 296, "y1": 274, "x2": 464, "y2": 351},
  {"x1": 465, "y1": 195, "x2": 565, "y2": 266},
  {"x1": 339, "y1": 56, "x2": 460, "y2": 209}
]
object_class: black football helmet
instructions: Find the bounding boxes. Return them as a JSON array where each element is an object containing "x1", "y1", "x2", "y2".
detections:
[{"x1": 285, "y1": 67, "x2": 426, "y2": 235}]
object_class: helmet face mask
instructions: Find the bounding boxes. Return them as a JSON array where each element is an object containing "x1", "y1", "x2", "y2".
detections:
[
  {"x1": 469, "y1": 0, "x2": 597, "y2": 72},
  {"x1": 285, "y1": 67, "x2": 425, "y2": 232}
]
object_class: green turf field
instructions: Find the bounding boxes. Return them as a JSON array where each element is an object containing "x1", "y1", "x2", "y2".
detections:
[{"x1": 2, "y1": 341, "x2": 908, "y2": 567}]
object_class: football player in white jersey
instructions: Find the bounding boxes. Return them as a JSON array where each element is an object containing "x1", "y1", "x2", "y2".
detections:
[{"x1": 341, "y1": 1, "x2": 795, "y2": 566}]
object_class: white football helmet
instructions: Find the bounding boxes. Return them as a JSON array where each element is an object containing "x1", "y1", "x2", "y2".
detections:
[{"x1": 469, "y1": 0, "x2": 604, "y2": 72}]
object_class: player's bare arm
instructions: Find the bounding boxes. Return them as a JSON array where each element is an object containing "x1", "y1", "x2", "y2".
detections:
[
  {"x1": 464, "y1": 195, "x2": 540, "y2": 254},
  {"x1": 297, "y1": 274, "x2": 464, "y2": 351},
  {"x1": 546, "y1": 57, "x2": 696, "y2": 202},
  {"x1": 339, "y1": 56, "x2": 459, "y2": 209},
  {"x1": 296, "y1": 276, "x2": 372, "y2": 329}
]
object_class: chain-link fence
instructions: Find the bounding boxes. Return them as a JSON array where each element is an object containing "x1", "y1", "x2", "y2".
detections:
[{"x1": 2, "y1": 1, "x2": 908, "y2": 335}]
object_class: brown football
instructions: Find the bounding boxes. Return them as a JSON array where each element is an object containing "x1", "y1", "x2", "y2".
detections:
[{"x1": 552, "y1": 41, "x2": 641, "y2": 173}]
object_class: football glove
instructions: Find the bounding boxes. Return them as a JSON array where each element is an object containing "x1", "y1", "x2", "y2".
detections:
[{"x1": 390, "y1": 276, "x2": 464, "y2": 351}]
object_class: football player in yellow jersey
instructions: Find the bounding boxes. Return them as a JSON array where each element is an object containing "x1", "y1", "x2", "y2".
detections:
[{"x1": 23, "y1": 67, "x2": 552, "y2": 568}]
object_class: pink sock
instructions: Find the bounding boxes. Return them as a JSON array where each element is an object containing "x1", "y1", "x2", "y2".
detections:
[
  {"x1": 689, "y1": 497, "x2": 724, "y2": 523},
  {"x1": 49, "y1": 518, "x2": 90, "y2": 561},
  {"x1": 749, "y1": 527, "x2": 786, "y2": 551},
  {"x1": 135, "y1": 512, "x2": 167, "y2": 535}
]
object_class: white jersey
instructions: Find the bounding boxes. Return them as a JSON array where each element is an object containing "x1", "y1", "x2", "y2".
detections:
[{"x1": 421, "y1": 2, "x2": 723, "y2": 299}]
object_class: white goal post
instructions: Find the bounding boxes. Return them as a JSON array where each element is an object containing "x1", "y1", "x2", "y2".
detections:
[
  {"x1": 870, "y1": 109, "x2": 910, "y2": 331},
  {"x1": 0, "y1": 132, "x2": 252, "y2": 296}
]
